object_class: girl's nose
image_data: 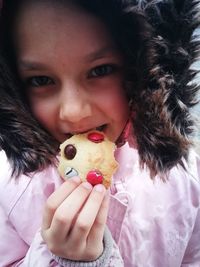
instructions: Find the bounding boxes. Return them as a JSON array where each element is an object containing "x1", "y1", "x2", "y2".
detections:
[{"x1": 59, "y1": 83, "x2": 92, "y2": 123}]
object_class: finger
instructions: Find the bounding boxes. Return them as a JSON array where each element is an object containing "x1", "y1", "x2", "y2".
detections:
[
  {"x1": 49, "y1": 182, "x2": 93, "y2": 239},
  {"x1": 88, "y1": 190, "x2": 110, "y2": 242},
  {"x1": 69, "y1": 184, "x2": 107, "y2": 243},
  {"x1": 42, "y1": 176, "x2": 81, "y2": 229}
]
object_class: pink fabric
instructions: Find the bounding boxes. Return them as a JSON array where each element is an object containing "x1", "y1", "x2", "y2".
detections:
[
  {"x1": 108, "y1": 144, "x2": 200, "y2": 266},
  {"x1": 0, "y1": 143, "x2": 200, "y2": 266}
]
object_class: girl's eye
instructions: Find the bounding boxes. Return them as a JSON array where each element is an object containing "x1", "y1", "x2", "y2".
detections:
[
  {"x1": 26, "y1": 76, "x2": 53, "y2": 87},
  {"x1": 89, "y1": 65, "x2": 115, "y2": 78}
]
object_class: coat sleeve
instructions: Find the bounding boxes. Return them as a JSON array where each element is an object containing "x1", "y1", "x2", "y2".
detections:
[
  {"x1": 0, "y1": 199, "x2": 123, "y2": 267},
  {"x1": 0, "y1": 218, "x2": 58, "y2": 267},
  {"x1": 0, "y1": 151, "x2": 60, "y2": 266},
  {"x1": 0, "y1": 151, "x2": 123, "y2": 267},
  {"x1": 52, "y1": 227, "x2": 124, "y2": 267}
]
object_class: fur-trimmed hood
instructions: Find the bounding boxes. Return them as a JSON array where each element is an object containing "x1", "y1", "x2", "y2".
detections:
[
  {"x1": 0, "y1": 56, "x2": 57, "y2": 176},
  {"x1": 0, "y1": 0, "x2": 200, "y2": 177},
  {"x1": 130, "y1": 0, "x2": 200, "y2": 176}
]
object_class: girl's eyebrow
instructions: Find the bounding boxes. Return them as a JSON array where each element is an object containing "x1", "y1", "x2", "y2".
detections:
[
  {"x1": 18, "y1": 46, "x2": 120, "y2": 70},
  {"x1": 18, "y1": 61, "x2": 49, "y2": 71},
  {"x1": 84, "y1": 46, "x2": 120, "y2": 62}
]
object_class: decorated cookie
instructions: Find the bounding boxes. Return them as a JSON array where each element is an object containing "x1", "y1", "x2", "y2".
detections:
[{"x1": 58, "y1": 131, "x2": 118, "y2": 188}]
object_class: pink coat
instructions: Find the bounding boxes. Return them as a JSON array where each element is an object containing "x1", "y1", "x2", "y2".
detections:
[{"x1": 0, "y1": 143, "x2": 200, "y2": 266}]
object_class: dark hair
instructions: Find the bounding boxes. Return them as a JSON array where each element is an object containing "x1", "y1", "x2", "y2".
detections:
[{"x1": 0, "y1": 0, "x2": 200, "y2": 178}]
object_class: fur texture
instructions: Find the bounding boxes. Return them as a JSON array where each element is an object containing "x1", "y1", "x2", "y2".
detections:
[
  {"x1": 0, "y1": 0, "x2": 200, "y2": 177},
  {"x1": 131, "y1": 0, "x2": 200, "y2": 176},
  {"x1": 0, "y1": 57, "x2": 57, "y2": 176}
]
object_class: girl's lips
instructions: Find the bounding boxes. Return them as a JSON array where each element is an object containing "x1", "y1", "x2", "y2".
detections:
[{"x1": 64, "y1": 124, "x2": 107, "y2": 139}]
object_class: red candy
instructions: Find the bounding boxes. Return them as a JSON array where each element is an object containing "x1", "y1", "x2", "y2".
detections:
[
  {"x1": 87, "y1": 132, "x2": 104, "y2": 143},
  {"x1": 86, "y1": 170, "x2": 103, "y2": 186}
]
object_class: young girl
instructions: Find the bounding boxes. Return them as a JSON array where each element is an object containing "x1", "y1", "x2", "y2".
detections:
[{"x1": 0, "y1": 0, "x2": 200, "y2": 266}]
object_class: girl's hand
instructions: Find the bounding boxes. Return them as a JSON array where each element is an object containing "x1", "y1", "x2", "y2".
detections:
[{"x1": 41, "y1": 177, "x2": 109, "y2": 261}]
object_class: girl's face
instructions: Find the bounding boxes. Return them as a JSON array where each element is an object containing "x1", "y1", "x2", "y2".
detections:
[{"x1": 14, "y1": 2, "x2": 130, "y2": 143}]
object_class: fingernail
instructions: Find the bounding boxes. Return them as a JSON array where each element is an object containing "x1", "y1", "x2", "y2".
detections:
[
  {"x1": 94, "y1": 184, "x2": 105, "y2": 192},
  {"x1": 82, "y1": 182, "x2": 93, "y2": 190},
  {"x1": 71, "y1": 176, "x2": 81, "y2": 183}
]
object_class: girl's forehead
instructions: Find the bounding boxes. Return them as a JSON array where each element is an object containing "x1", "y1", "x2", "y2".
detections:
[
  {"x1": 9, "y1": 0, "x2": 123, "y2": 62},
  {"x1": 15, "y1": 1, "x2": 109, "y2": 38},
  {"x1": 16, "y1": 0, "x2": 96, "y2": 19},
  {"x1": 14, "y1": 0, "x2": 122, "y2": 69}
]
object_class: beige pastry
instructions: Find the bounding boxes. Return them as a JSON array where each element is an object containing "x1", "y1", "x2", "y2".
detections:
[{"x1": 58, "y1": 131, "x2": 118, "y2": 188}]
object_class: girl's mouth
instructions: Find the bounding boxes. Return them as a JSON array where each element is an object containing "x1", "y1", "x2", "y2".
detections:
[
  {"x1": 96, "y1": 124, "x2": 106, "y2": 132},
  {"x1": 65, "y1": 124, "x2": 107, "y2": 139}
]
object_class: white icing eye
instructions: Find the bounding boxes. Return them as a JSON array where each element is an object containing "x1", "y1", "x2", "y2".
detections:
[{"x1": 65, "y1": 167, "x2": 78, "y2": 178}]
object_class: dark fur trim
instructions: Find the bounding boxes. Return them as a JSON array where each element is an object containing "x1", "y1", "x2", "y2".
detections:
[
  {"x1": 0, "y1": 56, "x2": 57, "y2": 176},
  {"x1": 133, "y1": 0, "x2": 200, "y2": 176}
]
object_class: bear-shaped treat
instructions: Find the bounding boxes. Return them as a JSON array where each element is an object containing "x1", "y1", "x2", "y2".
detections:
[{"x1": 58, "y1": 131, "x2": 118, "y2": 188}]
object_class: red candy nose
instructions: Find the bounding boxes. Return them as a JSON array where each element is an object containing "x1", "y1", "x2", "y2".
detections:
[
  {"x1": 86, "y1": 170, "x2": 103, "y2": 186},
  {"x1": 87, "y1": 132, "x2": 104, "y2": 143}
]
